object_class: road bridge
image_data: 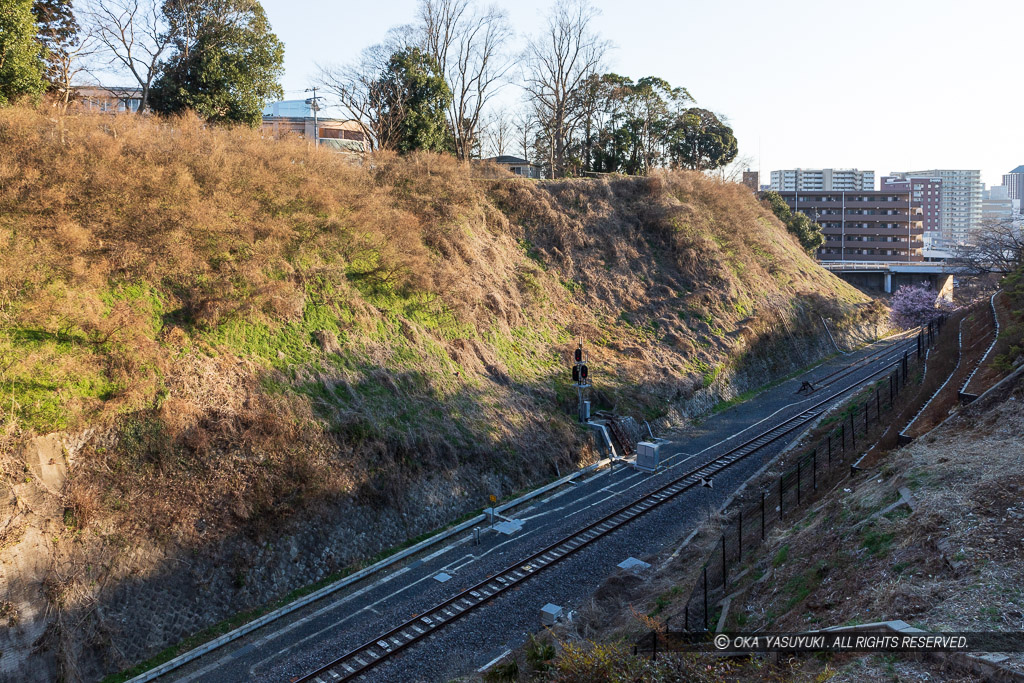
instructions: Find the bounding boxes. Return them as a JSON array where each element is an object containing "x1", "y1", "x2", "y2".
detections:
[{"x1": 820, "y1": 260, "x2": 957, "y2": 297}]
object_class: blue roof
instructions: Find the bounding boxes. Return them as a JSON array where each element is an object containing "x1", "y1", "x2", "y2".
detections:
[{"x1": 1009, "y1": 165, "x2": 1024, "y2": 174}]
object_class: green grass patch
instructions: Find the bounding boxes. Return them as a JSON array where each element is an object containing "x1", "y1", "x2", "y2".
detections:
[
  {"x1": 860, "y1": 528, "x2": 895, "y2": 558},
  {"x1": 783, "y1": 562, "x2": 826, "y2": 609},
  {"x1": 649, "y1": 585, "x2": 685, "y2": 617}
]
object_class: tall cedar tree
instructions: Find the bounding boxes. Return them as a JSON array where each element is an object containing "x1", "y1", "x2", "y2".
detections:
[
  {"x1": 0, "y1": 0, "x2": 46, "y2": 104},
  {"x1": 31, "y1": 0, "x2": 77, "y2": 86},
  {"x1": 372, "y1": 47, "x2": 452, "y2": 153},
  {"x1": 149, "y1": 0, "x2": 283, "y2": 127}
]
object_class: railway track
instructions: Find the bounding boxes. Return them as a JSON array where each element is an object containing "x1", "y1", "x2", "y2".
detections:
[
  {"x1": 293, "y1": 339, "x2": 916, "y2": 683},
  {"x1": 810, "y1": 332, "x2": 918, "y2": 392}
]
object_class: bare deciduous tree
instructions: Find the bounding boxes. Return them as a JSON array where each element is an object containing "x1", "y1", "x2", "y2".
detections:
[
  {"x1": 418, "y1": 0, "x2": 512, "y2": 161},
  {"x1": 83, "y1": 0, "x2": 174, "y2": 111},
  {"x1": 951, "y1": 218, "x2": 1024, "y2": 275},
  {"x1": 521, "y1": 0, "x2": 609, "y2": 178},
  {"x1": 50, "y1": 28, "x2": 99, "y2": 112},
  {"x1": 713, "y1": 153, "x2": 755, "y2": 183},
  {"x1": 480, "y1": 109, "x2": 512, "y2": 158},
  {"x1": 512, "y1": 108, "x2": 537, "y2": 163},
  {"x1": 318, "y1": 28, "x2": 418, "y2": 152}
]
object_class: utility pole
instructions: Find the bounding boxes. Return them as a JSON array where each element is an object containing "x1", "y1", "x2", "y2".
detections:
[{"x1": 305, "y1": 87, "x2": 321, "y2": 148}]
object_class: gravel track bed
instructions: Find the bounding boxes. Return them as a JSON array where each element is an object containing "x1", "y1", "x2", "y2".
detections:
[{"x1": 169, "y1": 337, "x2": 911, "y2": 683}]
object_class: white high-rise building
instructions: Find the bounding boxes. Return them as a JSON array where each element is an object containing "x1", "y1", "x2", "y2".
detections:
[
  {"x1": 889, "y1": 169, "x2": 982, "y2": 244},
  {"x1": 769, "y1": 168, "x2": 875, "y2": 192}
]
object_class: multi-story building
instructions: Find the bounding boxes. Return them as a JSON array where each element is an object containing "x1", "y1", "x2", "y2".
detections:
[
  {"x1": 982, "y1": 185, "x2": 1014, "y2": 224},
  {"x1": 880, "y1": 175, "x2": 942, "y2": 246},
  {"x1": 888, "y1": 169, "x2": 982, "y2": 244},
  {"x1": 261, "y1": 100, "x2": 365, "y2": 153},
  {"x1": 742, "y1": 170, "x2": 760, "y2": 192},
  {"x1": 769, "y1": 168, "x2": 875, "y2": 192},
  {"x1": 777, "y1": 190, "x2": 924, "y2": 263},
  {"x1": 1003, "y1": 165, "x2": 1024, "y2": 208}
]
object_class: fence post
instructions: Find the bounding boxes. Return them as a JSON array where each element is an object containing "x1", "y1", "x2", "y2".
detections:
[
  {"x1": 738, "y1": 510, "x2": 743, "y2": 563},
  {"x1": 876, "y1": 388, "x2": 881, "y2": 418},
  {"x1": 917, "y1": 332, "x2": 922, "y2": 358},
  {"x1": 760, "y1": 491, "x2": 765, "y2": 540},
  {"x1": 890, "y1": 373, "x2": 894, "y2": 406},
  {"x1": 703, "y1": 566, "x2": 708, "y2": 631},
  {"x1": 796, "y1": 460, "x2": 801, "y2": 506},
  {"x1": 850, "y1": 408, "x2": 856, "y2": 447},
  {"x1": 779, "y1": 476, "x2": 784, "y2": 518},
  {"x1": 812, "y1": 449, "x2": 817, "y2": 490},
  {"x1": 721, "y1": 535, "x2": 727, "y2": 587}
]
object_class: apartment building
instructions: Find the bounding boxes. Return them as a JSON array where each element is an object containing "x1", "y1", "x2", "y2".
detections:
[
  {"x1": 880, "y1": 175, "x2": 942, "y2": 246},
  {"x1": 888, "y1": 169, "x2": 982, "y2": 244},
  {"x1": 982, "y1": 185, "x2": 1014, "y2": 224},
  {"x1": 769, "y1": 168, "x2": 875, "y2": 192},
  {"x1": 1003, "y1": 165, "x2": 1024, "y2": 208},
  {"x1": 777, "y1": 190, "x2": 924, "y2": 262}
]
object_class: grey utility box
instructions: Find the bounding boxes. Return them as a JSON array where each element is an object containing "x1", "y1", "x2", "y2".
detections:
[
  {"x1": 635, "y1": 441, "x2": 661, "y2": 473},
  {"x1": 540, "y1": 603, "x2": 563, "y2": 626}
]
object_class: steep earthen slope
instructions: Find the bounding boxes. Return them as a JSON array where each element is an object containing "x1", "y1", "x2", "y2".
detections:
[{"x1": 0, "y1": 107, "x2": 882, "y2": 681}]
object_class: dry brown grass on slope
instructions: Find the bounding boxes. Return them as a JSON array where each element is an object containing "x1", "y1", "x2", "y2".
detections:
[{"x1": 0, "y1": 106, "x2": 877, "y2": 544}]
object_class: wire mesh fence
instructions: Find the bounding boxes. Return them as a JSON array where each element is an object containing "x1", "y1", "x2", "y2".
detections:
[{"x1": 636, "y1": 318, "x2": 947, "y2": 647}]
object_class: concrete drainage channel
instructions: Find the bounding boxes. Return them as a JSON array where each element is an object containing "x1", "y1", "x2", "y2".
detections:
[
  {"x1": 959, "y1": 290, "x2": 1003, "y2": 403},
  {"x1": 127, "y1": 457, "x2": 617, "y2": 683}
]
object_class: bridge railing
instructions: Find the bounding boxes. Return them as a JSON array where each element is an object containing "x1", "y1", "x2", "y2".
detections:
[{"x1": 818, "y1": 260, "x2": 960, "y2": 272}]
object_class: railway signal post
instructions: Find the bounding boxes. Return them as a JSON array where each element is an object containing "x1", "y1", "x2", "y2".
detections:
[{"x1": 571, "y1": 337, "x2": 591, "y2": 422}]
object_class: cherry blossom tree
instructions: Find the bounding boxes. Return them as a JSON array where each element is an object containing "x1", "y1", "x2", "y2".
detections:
[{"x1": 890, "y1": 282, "x2": 953, "y2": 329}]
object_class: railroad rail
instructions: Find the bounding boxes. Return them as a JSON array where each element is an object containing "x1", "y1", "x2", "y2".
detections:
[{"x1": 293, "y1": 338, "x2": 918, "y2": 683}]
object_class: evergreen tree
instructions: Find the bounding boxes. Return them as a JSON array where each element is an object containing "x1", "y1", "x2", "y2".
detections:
[
  {"x1": 762, "y1": 191, "x2": 826, "y2": 254},
  {"x1": 149, "y1": 0, "x2": 284, "y2": 127},
  {"x1": 371, "y1": 47, "x2": 452, "y2": 153},
  {"x1": 31, "y1": 0, "x2": 77, "y2": 87},
  {"x1": 0, "y1": 0, "x2": 46, "y2": 105},
  {"x1": 667, "y1": 108, "x2": 738, "y2": 172}
]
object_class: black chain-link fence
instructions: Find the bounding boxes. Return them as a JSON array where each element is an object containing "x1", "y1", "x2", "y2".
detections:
[{"x1": 636, "y1": 318, "x2": 947, "y2": 648}]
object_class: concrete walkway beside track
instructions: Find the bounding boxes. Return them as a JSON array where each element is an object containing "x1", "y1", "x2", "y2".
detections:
[{"x1": 163, "y1": 334, "x2": 917, "y2": 683}]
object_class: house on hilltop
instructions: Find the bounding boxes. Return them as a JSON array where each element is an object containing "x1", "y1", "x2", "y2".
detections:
[
  {"x1": 483, "y1": 155, "x2": 542, "y2": 179},
  {"x1": 261, "y1": 100, "x2": 365, "y2": 153},
  {"x1": 70, "y1": 86, "x2": 144, "y2": 113}
]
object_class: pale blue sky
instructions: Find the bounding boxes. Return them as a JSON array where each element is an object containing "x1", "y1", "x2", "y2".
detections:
[{"x1": 261, "y1": 0, "x2": 1023, "y2": 187}]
